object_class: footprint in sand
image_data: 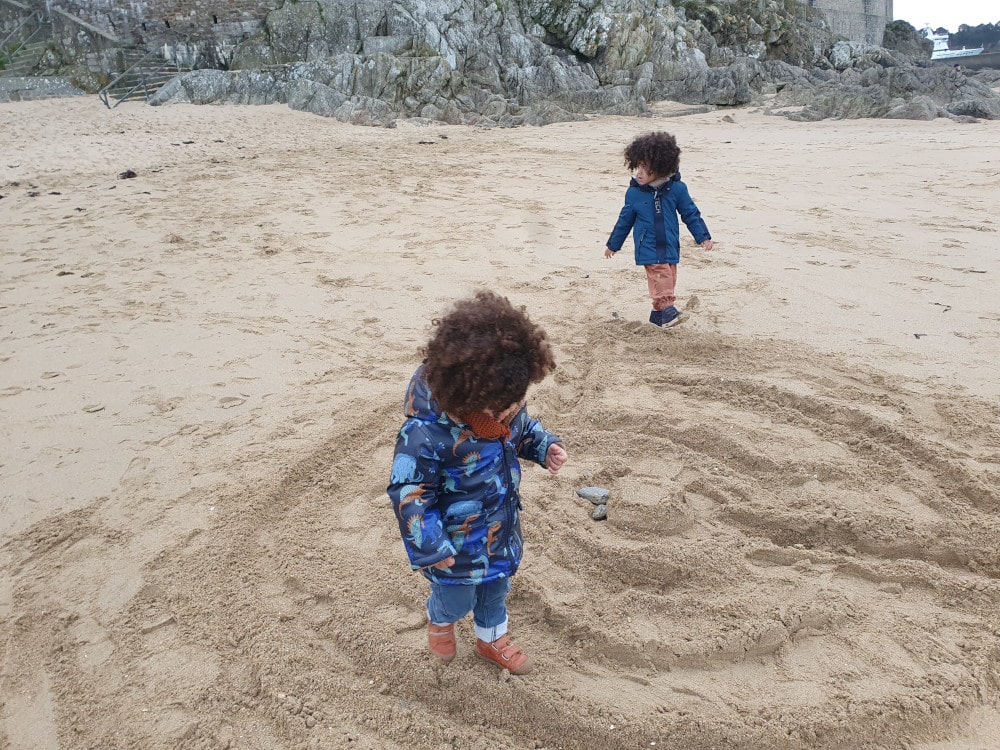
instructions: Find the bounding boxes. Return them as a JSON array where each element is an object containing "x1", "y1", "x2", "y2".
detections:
[{"x1": 218, "y1": 397, "x2": 245, "y2": 409}]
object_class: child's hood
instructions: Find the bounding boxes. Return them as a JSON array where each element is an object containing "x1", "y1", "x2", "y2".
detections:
[
  {"x1": 404, "y1": 365, "x2": 442, "y2": 422},
  {"x1": 630, "y1": 171, "x2": 681, "y2": 190}
]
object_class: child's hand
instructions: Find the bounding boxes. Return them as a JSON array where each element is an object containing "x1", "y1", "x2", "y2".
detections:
[
  {"x1": 604, "y1": 247, "x2": 617, "y2": 259},
  {"x1": 431, "y1": 556, "x2": 455, "y2": 570},
  {"x1": 700, "y1": 239, "x2": 714, "y2": 251},
  {"x1": 545, "y1": 443, "x2": 568, "y2": 474}
]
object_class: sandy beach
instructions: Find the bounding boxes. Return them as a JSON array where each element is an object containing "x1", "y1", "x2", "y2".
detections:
[{"x1": 2, "y1": 97, "x2": 1000, "y2": 750}]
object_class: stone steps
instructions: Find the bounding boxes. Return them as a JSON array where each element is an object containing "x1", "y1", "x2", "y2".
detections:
[
  {"x1": 98, "y1": 51, "x2": 189, "y2": 107},
  {"x1": 1, "y1": 19, "x2": 53, "y2": 77}
]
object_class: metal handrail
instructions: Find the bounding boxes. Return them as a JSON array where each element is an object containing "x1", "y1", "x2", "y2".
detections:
[
  {"x1": 97, "y1": 48, "x2": 181, "y2": 107},
  {"x1": 0, "y1": 10, "x2": 43, "y2": 69},
  {"x1": 0, "y1": 0, "x2": 34, "y2": 12},
  {"x1": 97, "y1": 48, "x2": 156, "y2": 106}
]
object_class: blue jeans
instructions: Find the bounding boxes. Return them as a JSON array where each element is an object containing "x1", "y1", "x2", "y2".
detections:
[{"x1": 427, "y1": 578, "x2": 511, "y2": 643}]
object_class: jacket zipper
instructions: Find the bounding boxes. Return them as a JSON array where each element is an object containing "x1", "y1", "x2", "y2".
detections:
[
  {"x1": 499, "y1": 438, "x2": 515, "y2": 549},
  {"x1": 652, "y1": 186, "x2": 668, "y2": 262}
]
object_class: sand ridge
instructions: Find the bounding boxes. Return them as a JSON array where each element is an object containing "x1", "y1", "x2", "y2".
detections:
[{"x1": 1, "y1": 98, "x2": 1000, "y2": 750}]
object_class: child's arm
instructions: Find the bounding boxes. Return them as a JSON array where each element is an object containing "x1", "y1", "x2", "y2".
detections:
[
  {"x1": 513, "y1": 409, "x2": 565, "y2": 473},
  {"x1": 606, "y1": 198, "x2": 637, "y2": 257},
  {"x1": 676, "y1": 183, "x2": 712, "y2": 248},
  {"x1": 387, "y1": 423, "x2": 457, "y2": 570}
]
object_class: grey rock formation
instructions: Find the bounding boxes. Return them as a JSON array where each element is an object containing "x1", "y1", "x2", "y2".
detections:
[
  {"x1": 884, "y1": 95, "x2": 939, "y2": 120},
  {"x1": 772, "y1": 64, "x2": 1000, "y2": 122},
  {"x1": 945, "y1": 98, "x2": 1000, "y2": 120},
  {"x1": 827, "y1": 41, "x2": 902, "y2": 71},
  {"x1": 149, "y1": 0, "x2": 1000, "y2": 124},
  {"x1": 0, "y1": 76, "x2": 85, "y2": 103}
]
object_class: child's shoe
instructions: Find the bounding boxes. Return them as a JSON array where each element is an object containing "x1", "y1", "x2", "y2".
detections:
[
  {"x1": 475, "y1": 634, "x2": 533, "y2": 674},
  {"x1": 648, "y1": 309, "x2": 663, "y2": 326},
  {"x1": 659, "y1": 306, "x2": 683, "y2": 327},
  {"x1": 428, "y1": 622, "x2": 456, "y2": 663}
]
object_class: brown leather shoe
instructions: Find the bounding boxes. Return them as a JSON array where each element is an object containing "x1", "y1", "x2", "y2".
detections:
[
  {"x1": 428, "y1": 622, "x2": 456, "y2": 662},
  {"x1": 475, "y1": 634, "x2": 533, "y2": 675}
]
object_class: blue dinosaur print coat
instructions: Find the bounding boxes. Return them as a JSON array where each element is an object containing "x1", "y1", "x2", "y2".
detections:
[{"x1": 388, "y1": 366, "x2": 562, "y2": 585}]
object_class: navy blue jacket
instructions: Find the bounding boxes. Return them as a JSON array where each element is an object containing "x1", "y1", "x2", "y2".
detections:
[
  {"x1": 387, "y1": 367, "x2": 561, "y2": 585},
  {"x1": 607, "y1": 172, "x2": 711, "y2": 265}
]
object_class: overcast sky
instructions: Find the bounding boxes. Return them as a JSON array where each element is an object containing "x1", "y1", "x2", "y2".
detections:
[{"x1": 892, "y1": 0, "x2": 997, "y2": 32}]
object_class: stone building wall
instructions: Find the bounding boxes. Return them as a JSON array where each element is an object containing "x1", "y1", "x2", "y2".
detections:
[{"x1": 811, "y1": 0, "x2": 893, "y2": 46}]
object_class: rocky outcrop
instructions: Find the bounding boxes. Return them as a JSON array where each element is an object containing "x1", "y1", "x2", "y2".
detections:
[
  {"x1": 764, "y1": 61, "x2": 1000, "y2": 122},
  {"x1": 0, "y1": 76, "x2": 86, "y2": 103},
  {"x1": 149, "y1": 0, "x2": 1000, "y2": 124}
]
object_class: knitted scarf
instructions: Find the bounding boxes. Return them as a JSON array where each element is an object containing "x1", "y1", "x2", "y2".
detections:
[{"x1": 462, "y1": 411, "x2": 511, "y2": 441}]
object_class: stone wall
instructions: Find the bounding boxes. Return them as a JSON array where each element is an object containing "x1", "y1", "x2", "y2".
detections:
[
  {"x1": 1, "y1": 0, "x2": 35, "y2": 35},
  {"x1": 37, "y1": 0, "x2": 272, "y2": 41},
  {"x1": 812, "y1": 0, "x2": 893, "y2": 46}
]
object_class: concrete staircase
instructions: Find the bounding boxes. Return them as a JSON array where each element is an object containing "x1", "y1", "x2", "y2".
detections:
[
  {"x1": 1, "y1": 0, "x2": 190, "y2": 105},
  {"x1": 2, "y1": 22, "x2": 53, "y2": 76},
  {"x1": 0, "y1": 9, "x2": 78, "y2": 100},
  {"x1": 0, "y1": 10, "x2": 52, "y2": 77},
  {"x1": 97, "y1": 47, "x2": 189, "y2": 107}
]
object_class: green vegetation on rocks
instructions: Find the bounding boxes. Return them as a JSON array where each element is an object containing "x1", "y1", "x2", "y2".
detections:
[{"x1": 881, "y1": 20, "x2": 932, "y2": 62}]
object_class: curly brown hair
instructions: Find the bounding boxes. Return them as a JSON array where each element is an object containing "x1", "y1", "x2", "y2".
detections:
[
  {"x1": 623, "y1": 131, "x2": 680, "y2": 179},
  {"x1": 422, "y1": 291, "x2": 556, "y2": 416}
]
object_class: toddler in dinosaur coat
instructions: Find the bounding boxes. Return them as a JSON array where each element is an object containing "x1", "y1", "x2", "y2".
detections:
[{"x1": 387, "y1": 290, "x2": 568, "y2": 675}]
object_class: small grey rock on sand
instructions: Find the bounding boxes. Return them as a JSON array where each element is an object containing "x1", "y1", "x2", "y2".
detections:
[{"x1": 577, "y1": 486, "x2": 610, "y2": 504}]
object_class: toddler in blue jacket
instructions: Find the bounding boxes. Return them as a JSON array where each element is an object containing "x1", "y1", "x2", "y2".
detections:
[
  {"x1": 387, "y1": 291, "x2": 568, "y2": 675},
  {"x1": 605, "y1": 131, "x2": 714, "y2": 327}
]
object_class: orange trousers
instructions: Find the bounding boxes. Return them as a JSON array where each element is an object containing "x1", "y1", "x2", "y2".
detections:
[{"x1": 644, "y1": 263, "x2": 678, "y2": 311}]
